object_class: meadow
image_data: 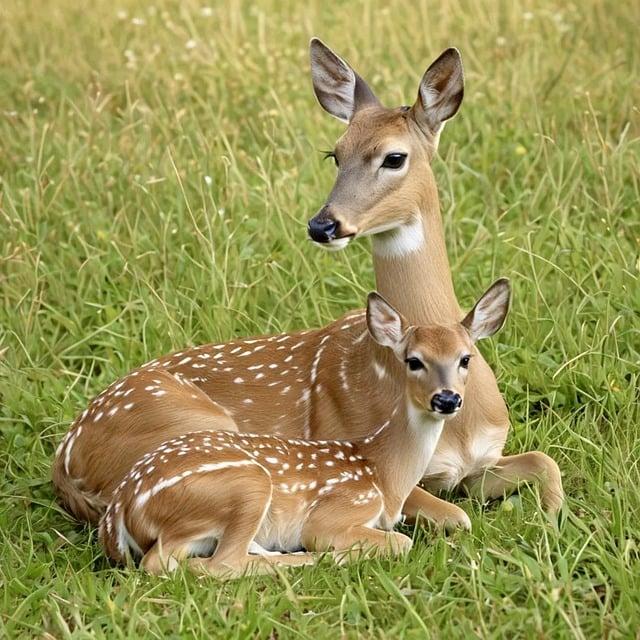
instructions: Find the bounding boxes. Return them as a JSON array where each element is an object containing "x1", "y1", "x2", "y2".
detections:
[{"x1": 1, "y1": 0, "x2": 639, "y2": 637}]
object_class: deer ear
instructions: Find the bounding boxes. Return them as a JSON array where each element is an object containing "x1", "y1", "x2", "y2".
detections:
[
  {"x1": 462, "y1": 278, "x2": 511, "y2": 342},
  {"x1": 366, "y1": 292, "x2": 407, "y2": 350},
  {"x1": 310, "y1": 38, "x2": 380, "y2": 123},
  {"x1": 411, "y1": 47, "x2": 464, "y2": 136}
]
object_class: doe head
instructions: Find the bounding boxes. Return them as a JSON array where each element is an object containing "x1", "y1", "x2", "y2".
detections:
[
  {"x1": 308, "y1": 37, "x2": 464, "y2": 249},
  {"x1": 366, "y1": 279, "x2": 511, "y2": 418}
]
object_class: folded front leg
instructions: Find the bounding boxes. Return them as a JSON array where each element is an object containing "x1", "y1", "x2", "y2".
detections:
[
  {"x1": 301, "y1": 487, "x2": 412, "y2": 562},
  {"x1": 466, "y1": 451, "x2": 564, "y2": 513},
  {"x1": 402, "y1": 485, "x2": 471, "y2": 531}
]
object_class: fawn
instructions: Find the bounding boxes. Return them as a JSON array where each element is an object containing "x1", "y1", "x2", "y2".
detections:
[{"x1": 99, "y1": 280, "x2": 510, "y2": 576}]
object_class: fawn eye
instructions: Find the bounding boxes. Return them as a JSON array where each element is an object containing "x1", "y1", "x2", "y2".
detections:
[
  {"x1": 381, "y1": 153, "x2": 407, "y2": 170},
  {"x1": 460, "y1": 355, "x2": 471, "y2": 369},
  {"x1": 324, "y1": 151, "x2": 339, "y2": 167},
  {"x1": 405, "y1": 357, "x2": 424, "y2": 371}
]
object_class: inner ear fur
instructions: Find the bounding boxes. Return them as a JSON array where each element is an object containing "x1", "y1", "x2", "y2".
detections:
[
  {"x1": 309, "y1": 37, "x2": 380, "y2": 123},
  {"x1": 411, "y1": 47, "x2": 464, "y2": 136},
  {"x1": 461, "y1": 278, "x2": 511, "y2": 342}
]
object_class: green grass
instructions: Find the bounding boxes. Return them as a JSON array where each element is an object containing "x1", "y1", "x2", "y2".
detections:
[{"x1": 1, "y1": 0, "x2": 639, "y2": 637}]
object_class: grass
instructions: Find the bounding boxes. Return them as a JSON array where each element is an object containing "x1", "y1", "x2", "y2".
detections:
[{"x1": 0, "y1": 0, "x2": 639, "y2": 637}]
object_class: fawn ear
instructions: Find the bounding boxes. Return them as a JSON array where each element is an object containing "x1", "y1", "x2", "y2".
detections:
[
  {"x1": 310, "y1": 38, "x2": 380, "y2": 123},
  {"x1": 411, "y1": 47, "x2": 464, "y2": 138},
  {"x1": 462, "y1": 278, "x2": 511, "y2": 342},
  {"x1": 366, "y1": 292, "x2": 407, "y2": 351}
]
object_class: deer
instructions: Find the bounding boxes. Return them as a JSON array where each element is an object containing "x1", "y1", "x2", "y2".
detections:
[
  {"x1": 53, "y1": 41, "x2": 562, "y2": 533},
  {"x1": 99, "y1": 282, "x2": 511, "y2": 577},
  {"x1": 305, "y1": 39, "x2": 563, "y2": 518}
]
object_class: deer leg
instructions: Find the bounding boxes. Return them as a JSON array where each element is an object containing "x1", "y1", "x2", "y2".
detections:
[
  {"x1": 249, "y1": 552, "x2": 317, "y2": 568},
  {"x1": 465, "y1": 451, "x2": 564, "y2": 513},
  {"x1": 185, "y1": 479, "x2": 314, "y2": 578},
  {"x1": 192, "y1": 528, "x2": 317, "y2": 577},
  {"x1": 189, "y1": 538, "x2": 316, "y2": 577},
  {"x1": 302, "y1": 489, "x2": 412, "y2": 563},
  {"x1": 128, "y1": 461, "x2": 272, "y2": 578},
  {"x1": 141, "y1": 539, "x2": 194, "y2": 575},
  {"x1": 402, "y1": 485, "x2": 471, "y2": 531},
  {"x1": 306, "y1": 525, "x2": 412, "y2": 564}
]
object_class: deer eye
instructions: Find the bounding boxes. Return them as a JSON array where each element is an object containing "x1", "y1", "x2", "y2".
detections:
[
  {"x1": 381, "y1": 153, "x2": 407, "y2": 170},
  {"x1": 405, "y1": 357, "x2": 424, "y2": 371},
  {"x1": 460, "y1": 355, "x2": 471, "y2": 369},
  {"x1": 324, "y1": 151, "x2": 339, "y2": 167}
]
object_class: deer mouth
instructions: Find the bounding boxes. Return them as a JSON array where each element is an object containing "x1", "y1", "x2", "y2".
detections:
[
  {"x1": 313, "y1": 234, "x2": 356, "y2": 251},
  {"x1": 432, "y1": 406, "x2": 461, "y2": 417}
]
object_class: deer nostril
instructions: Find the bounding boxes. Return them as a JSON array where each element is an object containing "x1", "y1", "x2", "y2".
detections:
[
  {"x1": 431, "y1": 390, "x2": 462, "y2": 415},
  {"x1": 308, "y1": 217, "x2": 340, "y2": 243}
]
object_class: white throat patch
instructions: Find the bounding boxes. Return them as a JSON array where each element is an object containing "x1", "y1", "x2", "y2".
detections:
[
  {"x1": 372, "y1": 217, "x2": 425, "y2": 258},
  {"x1": 406, "y1": 401, "x2": 445, "y2": 478}
]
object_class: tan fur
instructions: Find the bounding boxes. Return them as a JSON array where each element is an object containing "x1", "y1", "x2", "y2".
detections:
[
  {"x1": 307, "y1": 41, "x2": 563, "y2": 516},
  {"x1": 365, "y1": 127, "x2": 564, "y2": 516},
  {"x1": 53, "y1": 44, "x2": 563, "y2": 530},
  {"x1": 98, "y1": 299, "x2": 479, "y2": 576},
  {"x1": 52, "y1": 371, "x2": 237, "y2": 524}
]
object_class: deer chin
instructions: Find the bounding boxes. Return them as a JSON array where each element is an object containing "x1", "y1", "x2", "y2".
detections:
[
  {"x1": 429, "y1": 405, "x2": 462, "y2": 421},
  {"x1": 432, "y1": 408, "x2": 460, "y2": 418},
  {"x1": 314, "y1": 236, "x2": 354, "y2": 252}
]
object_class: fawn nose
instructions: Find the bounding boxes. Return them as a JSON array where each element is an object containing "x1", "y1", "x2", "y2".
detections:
[
  {"x1": 308, "y1": 210, "x2": 340, "y2": 243},
  {"x1": 431, "y1": 390, "x2": 462, "y2": 415}
]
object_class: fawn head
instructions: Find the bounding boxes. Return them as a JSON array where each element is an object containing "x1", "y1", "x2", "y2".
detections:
[
  {"x1": 366, "y1": 279, "x2": 511, "y2": 417},
  {"x1": 308, "y1": 38, "x2": 464, "y2": 250}
]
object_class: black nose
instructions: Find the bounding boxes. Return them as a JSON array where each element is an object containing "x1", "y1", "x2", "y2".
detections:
[
  {"x1": 308, "y1": 215, "x2": 339, "y2": 243},
  {"x1": 431, "y1": 390, "x2": 462, "y2": 415}
]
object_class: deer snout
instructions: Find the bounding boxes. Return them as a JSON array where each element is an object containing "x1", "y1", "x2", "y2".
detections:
[
  {"x1": 308, "y1": 207, "x2": 340, "y2": 243},
  {"x1": 431, "y1": 390, "x2": 462, "y2": 415}
]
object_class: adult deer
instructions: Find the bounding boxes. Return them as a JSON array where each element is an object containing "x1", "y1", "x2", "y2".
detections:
[
  {"x1": 52, "y1": 42, "x2": 562, "y2": 530},
  {"x1": 100, "y1": 283, "x2": 510, "y2": 576},
  {"x1": 306, "y1": 39, "x2": 563, "y2": 516}
]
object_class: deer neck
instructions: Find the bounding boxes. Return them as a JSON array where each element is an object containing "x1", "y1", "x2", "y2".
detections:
[
  {"x1": 371, "y1": 174, "x2": 461, "y2": 325},
  {"x1": 358, "y1": 399, "x2": 445, "y2": 505}
]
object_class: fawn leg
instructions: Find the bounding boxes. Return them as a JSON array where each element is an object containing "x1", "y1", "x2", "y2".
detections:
[
  {"x1": 192, "y1": 528, "x2": 316, "y2": 576},
  {"x1": 186, "y1": 479, "x2": 313, "y2": 577},
  {"x1": 185, "y1": 476, "x2": 275, "y2": 578},
  {"x1": 250, "y1": 553, "x2": 316, "y2": 568},
  {"x1": 466, "y1": 451, "x2": 564, "y2": 513},
  {"x1": 246, "y1": 541, "x2": 316, "y2": 567},
  {"x1": 141, "y1": 539, "x2": 195, "y2": 574},
  {"x1": 189, "y1": 537, "x2": 316, "y2": 577},
  {"x1": 302, "y1": 488, "x2": 412, "y2": 563},
  {"x1": 132, "y1": 462, "x2": 273, "y2": 577},
  {"x1": 306, "y1": 525, "x2": 412, "y2": 564},
  {"x1": 402, "y1": 485, "x2": 471, "y2": 531}
]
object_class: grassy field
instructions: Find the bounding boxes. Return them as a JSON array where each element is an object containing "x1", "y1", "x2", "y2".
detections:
[{"x1": 1, "y1": 0, "x2": 639, "y2": 637}]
